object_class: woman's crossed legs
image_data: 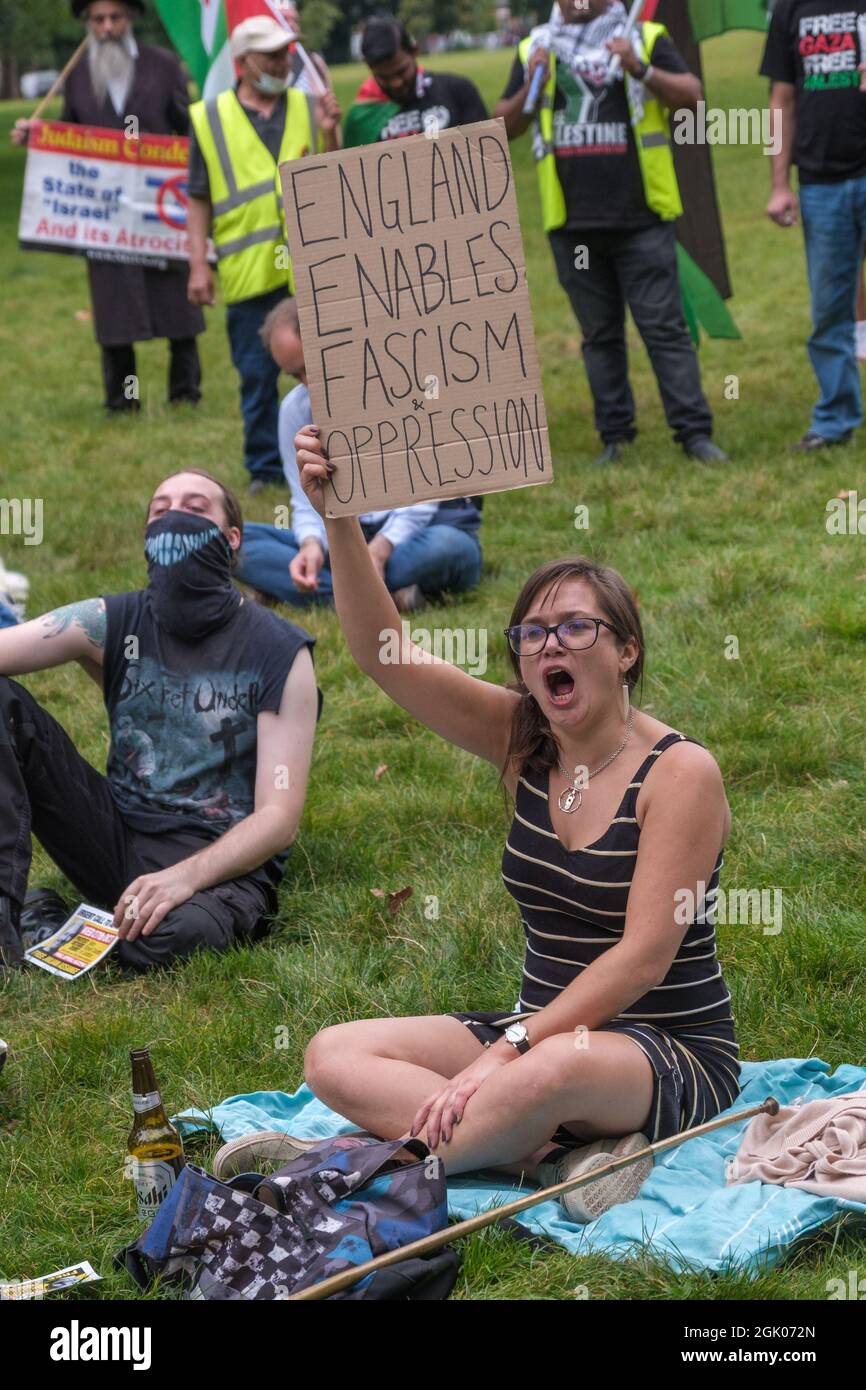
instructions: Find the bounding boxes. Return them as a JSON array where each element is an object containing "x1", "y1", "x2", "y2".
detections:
[{"x1": 304, "y1": 1015, "x2": 655, "y2": 1180}]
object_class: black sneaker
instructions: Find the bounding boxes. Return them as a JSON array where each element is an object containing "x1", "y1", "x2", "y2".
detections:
[
  {"x1": 683, "y1": 437, "x2": 729, "y2": 464},
  {"x1": 0, "y1": 895, "x2": 24, "y2": 970},
  {"x1": 792, "y1": 430, "x2": 853, "y2": 453},
  {"x1": 593, "y1": 442, "x2": 627, "y2": 466},
  {"x1": 19, "y1": 888, "x2": 69, "y2": 950}
]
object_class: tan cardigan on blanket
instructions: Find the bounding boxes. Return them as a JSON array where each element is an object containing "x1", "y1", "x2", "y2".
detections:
[{"x1": 726, "y1": 1091, "x2": 866, "y2": 1202}]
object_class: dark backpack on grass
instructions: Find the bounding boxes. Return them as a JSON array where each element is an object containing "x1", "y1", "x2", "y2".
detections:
[{"x1": 115, "y1": 1134, "x2": 460, "y2": 1301}]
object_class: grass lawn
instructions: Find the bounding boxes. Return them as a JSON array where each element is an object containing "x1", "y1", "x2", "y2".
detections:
[{"x1": 1, "y1": 33, "x2": 865, "y2": 1300}]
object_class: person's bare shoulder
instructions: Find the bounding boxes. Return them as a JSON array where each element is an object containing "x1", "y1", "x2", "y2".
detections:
[{"x1": 638, "y1": 734, "x2": 729, "y2": 838}]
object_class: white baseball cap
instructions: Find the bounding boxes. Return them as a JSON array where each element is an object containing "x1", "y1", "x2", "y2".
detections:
[{"x1": 230, "y1": 16, "x2": 293, "y2": 61}]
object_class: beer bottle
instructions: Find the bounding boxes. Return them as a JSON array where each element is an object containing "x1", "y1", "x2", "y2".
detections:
[{"x1": 127, "y1": 1048, "x2": 185, "y2": 1221}]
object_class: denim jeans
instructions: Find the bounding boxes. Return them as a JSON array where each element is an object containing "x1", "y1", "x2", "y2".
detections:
[
  {"x1": 800, "y1": 175, "x2": 866, "y2": 440},
  {"x1": 0, "y1": 599, "x2": 18, "y2": 629},
  {"x1": 237, "y1": 522, "x2": 482, "y2": 607},
  {"x1": 225, "y1": 287, "x2": 288, "y2": 482},
  {"x1": 548, "y1": 222, "x2": 713, "y2": 447}
]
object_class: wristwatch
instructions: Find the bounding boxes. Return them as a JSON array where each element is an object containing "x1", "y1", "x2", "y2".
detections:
[
  {"x1": 504, "y1": 1022, "x2": 531, "y2": 1055},
  {"x1": 635, "y1": 60, "x2": 653, "y2": 84}
]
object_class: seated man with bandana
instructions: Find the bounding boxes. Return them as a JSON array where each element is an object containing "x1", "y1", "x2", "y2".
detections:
[{"x1": 0, "y1": 470, "x2": 322, "y2": 972}]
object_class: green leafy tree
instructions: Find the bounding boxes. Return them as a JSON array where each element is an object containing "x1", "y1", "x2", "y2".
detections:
[
  {"x1": 0, "y1": 0, "x2": 75, "y2": 96},
  {"x1": 0, "y1": 0, "x2": 170, "y2": 99},
  {"x1": 398, "y1": 0, "x2": 432, "y2": 44},
  {"x1": 399, "y1": 0, "x2": 498, "y2": 44},
  {"x1": 299, "y1": 0, "x2": 342, "y2": 54}
]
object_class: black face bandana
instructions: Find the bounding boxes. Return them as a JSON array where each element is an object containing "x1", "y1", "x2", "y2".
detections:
[{"x1": 144, "y1": 511, "x2": 241, "y2": 640}]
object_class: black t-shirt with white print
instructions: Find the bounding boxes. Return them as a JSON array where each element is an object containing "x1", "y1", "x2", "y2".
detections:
[
  {"x1": 760, "y1": 0, "x2": 866, "y2": 183},
  {"x1": 501, "y1": 33, "x2": 688, "y2": 230},
  {"x1": 374, "y1": 70, "x2": 488, "y2": 140},
  {"x1": 101, "y1": 590, "x2": 322, "y2": 882}
]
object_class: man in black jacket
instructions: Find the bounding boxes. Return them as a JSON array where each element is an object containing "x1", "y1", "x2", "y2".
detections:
[{"x1": 12, "y1": 1, "x2": 205, "y2": 413}]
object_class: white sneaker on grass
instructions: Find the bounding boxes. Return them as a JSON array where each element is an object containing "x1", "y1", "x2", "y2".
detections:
[
  {"x1": 536, "y1": 1131, "x2": 653, "y2": 1224},
  {"x1": 212, "y1": 1130, "x2": 323, "y2": 1179}
]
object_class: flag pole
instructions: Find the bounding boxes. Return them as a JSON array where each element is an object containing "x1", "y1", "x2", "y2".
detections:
[
  {"x1": 289, "y1": 1095, "x2": 780, "y2": 1301},
  {"x1": 608, "y1": 0, "x2": 647, "y2": 78},
  {"x1": 293, "y1": 40, "x2": 328, "y2": 97},
  {"x1": 28, "y1": 36, "x2": 89, "y2": 122}
]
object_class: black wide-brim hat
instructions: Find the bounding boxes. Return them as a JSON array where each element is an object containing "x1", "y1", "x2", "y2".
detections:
[{"x1": 71, "y1": 0, "x2": 145, "y2": 16}]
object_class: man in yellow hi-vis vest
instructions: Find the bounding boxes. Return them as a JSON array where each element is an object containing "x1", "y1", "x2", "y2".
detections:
[
  {"x1": 495, "y1": 0, "x2": 727, "y2": 467},
  {"x1": 187, "y1": 16, "x2": 340, "y2": 495}
]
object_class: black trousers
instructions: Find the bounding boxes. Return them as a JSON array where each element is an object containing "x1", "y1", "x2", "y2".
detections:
[
  {"x1": 548, "y1": 222, "x2": 713, "y2": 447},
  {"x1": 0, "y1": 677, "x2": 274, "y2": 972},
  {"x1": 101, "y1": 337, "x2": 202, "y2": 412}
]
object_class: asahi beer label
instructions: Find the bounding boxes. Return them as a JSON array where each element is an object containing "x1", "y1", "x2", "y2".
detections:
[
  {"x1": 132, "y1": 1090, "x2": 161, "y2": 1114},
  {"x1": 133, "y1": 1159, "x2": 178, "y2": 1220}
]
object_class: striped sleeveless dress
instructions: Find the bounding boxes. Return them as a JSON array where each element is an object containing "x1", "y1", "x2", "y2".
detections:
[{"x1": 452, "y1": 732, "x2": 741, "y2": 1144}]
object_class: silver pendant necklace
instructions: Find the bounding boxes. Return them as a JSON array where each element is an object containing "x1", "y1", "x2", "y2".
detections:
[{"x1": 555, "y1": 710, "x2": 635, "y2": 814}]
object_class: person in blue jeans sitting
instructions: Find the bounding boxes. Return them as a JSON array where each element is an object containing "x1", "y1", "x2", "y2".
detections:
[
  {"x1": 761, "y1": 2, "x2": 866, "y2": 452},
  {"x1": 236, "y1": 299, "x2": 483, "y2": 612}
]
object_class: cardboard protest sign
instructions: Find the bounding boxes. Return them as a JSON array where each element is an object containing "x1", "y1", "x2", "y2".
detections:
[
  {"x1": 18, "y1": 120, "x2": 210, "y2": 269},
  {"x1": 280, "y1": 119, "x2": 553, "y2": 517}
]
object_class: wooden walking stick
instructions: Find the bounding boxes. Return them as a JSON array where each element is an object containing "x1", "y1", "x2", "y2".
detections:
[
  {"x1": 289, "y1": 1096, "x2": 780, "y2": 1301},
  {"x1": 28, "y1": 36, "x2": 89, "y2": 123}
]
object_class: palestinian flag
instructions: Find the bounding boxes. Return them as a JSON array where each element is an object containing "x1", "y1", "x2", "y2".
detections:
[
  {"x1": 343, "y1": 74, "x2": 407, "y2": 148},
  {"x1": 645, "y1": 0, "x2": 770, "y2": 340},
  {"x1": 155, "y1": 0, "x2": 297, "y2": 97},
  {"x1": 155, "y1": 0, "x2": 231, "y2": 97}
]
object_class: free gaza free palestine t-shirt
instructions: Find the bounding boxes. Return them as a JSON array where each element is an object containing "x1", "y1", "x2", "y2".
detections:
[{"x1": 760, "y1": 1, "x2": 866, "y2": 183}]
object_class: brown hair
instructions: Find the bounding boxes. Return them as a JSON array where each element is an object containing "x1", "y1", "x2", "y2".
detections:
[
  {"x1": 503, "y1": 557, "x2": 645, "y2": 777},
  {"x1": 147, "y1": 468, "x2": 244, "y2": 569}
]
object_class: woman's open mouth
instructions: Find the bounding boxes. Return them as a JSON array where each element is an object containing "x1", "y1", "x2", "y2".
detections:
[{"x1": 543, "y1": 666, "x2": 575, "y2": 707}]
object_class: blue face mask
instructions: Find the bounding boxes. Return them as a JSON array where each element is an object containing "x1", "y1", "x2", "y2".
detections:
[{"x1": 144, "y1": 511, "x2": 241, "y2": 641}]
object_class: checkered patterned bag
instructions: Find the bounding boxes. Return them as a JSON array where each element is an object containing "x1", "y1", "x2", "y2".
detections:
[{"x1": 115, "y1": 1135, "x2": 459, "y2": 1300}]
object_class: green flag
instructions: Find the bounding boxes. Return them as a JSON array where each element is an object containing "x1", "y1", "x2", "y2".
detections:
[
  {"x1": 677, "y1": 244, "x2": 741, "y2": 343},
  {"x1": 687, "y1": 0, "x2": 769, "y2": 42},
  {"x1": 155, "y1": 0, "x2": 233, "y2": 97},
  {"x1": 343, "y1": 100, "x2": 402, "y2": 149}
]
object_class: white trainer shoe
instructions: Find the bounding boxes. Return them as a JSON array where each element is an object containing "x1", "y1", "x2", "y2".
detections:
[
  {"x1": 212, "y1": 1130, "x2": 323, "y2": 1179},
  {"x1": 538, "y1": 1131, "x2": 653, "y2": 1223}
]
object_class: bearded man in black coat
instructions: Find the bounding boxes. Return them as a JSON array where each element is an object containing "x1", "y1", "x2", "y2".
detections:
[{"x1": 13, "y1": 0, "x2": 205, "y2": 413}]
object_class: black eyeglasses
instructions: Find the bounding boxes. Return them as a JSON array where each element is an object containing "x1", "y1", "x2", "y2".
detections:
[{"x1": 504, "y1": 615, "x2": 619, "y2": 657}]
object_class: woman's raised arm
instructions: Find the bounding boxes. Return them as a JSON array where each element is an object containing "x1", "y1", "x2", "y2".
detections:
[{"x1": 295, "y1": 425, "x2": 518, "y2": 768}]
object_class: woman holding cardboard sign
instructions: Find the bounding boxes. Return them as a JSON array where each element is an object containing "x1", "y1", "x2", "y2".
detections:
[{"x1": 293, "y1": 423, "x2": 740, "y2": 1222}]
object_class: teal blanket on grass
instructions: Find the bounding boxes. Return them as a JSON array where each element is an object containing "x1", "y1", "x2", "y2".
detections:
[{"x1": 176, "y1": 1057, "x2": 866, "y2": 1276}]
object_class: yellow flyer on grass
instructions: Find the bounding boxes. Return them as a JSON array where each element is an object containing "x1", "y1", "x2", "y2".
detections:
[{"x1": 24, "y1": 904, "x2": 118, "y2": 979}]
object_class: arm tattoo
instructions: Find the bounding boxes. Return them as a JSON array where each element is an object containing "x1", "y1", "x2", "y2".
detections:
[{"x1": 41, "y1": 599, "x2": 107, "y2": 650}]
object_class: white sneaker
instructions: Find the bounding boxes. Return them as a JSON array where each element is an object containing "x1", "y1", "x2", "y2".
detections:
[
  {"x1": 212, "y1": 1130, "x2": 322, "y2": 1179},
  {"x1": 538, "y1": 1131, "x2": 653, "y2": 1223}
]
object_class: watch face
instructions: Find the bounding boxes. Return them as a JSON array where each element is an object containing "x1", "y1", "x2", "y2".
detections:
[{"x1": 505, "y1": 1024, "x2": 526, "y2": 1043}]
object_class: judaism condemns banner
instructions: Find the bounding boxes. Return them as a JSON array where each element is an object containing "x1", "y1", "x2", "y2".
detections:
[{"x1": 18, "y1": 120, "x2": 207, "y2": 269}]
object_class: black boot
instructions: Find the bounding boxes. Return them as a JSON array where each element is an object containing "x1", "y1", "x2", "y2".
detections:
[
  {"x1": 0, "y1": 895, "x2": 24, "y2": 969},
  {"x1": 19, "y1": 888, "x2": 69, "y2": 950}
]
